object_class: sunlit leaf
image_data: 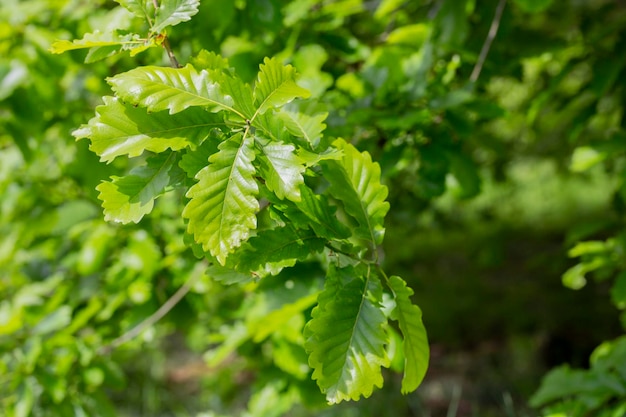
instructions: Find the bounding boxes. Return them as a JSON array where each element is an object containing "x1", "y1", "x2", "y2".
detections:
[
  {"x1": 253, "y1": 57, "x2": 310, "y2": 115},
  {"x1": 96, "y1": 152, "x2": 177, "y2": 223},
  {"x1": 73, "y1": 96, "x2": 218, "y2": 163},
  {"x1": 152, "y1": 0, "x2": 200, "y2": 33},
  {"x1": 183, "y1": 133, "x2": 259, "y2": 264},
  {"x1": 49, "y1": 31, "x2": 144, "y2": 55},
  {"x1": 107, "y1": 65, "x2": 242, "y2": 116},
  {"x1": 256, "y1": 141, "x2": 306, "y2": 202},
  {"x1": 115, "y1": 0, "x2": 155, "y2": 21}
]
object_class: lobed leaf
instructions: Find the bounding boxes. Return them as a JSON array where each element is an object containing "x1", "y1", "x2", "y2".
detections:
[
  {"x1": 255, "y1": 141, "x2": 306, "y2": 202},
  {"x1": 322, "y1": 138, "x2": 390, "y2": 249},
  {"x1": 179, "y1": 139, "x2": 219, "y2": 178},
  {"x1": 387, "y1": 275, "x2": 429, "y2": 393},
  {"x1": 115, "y1": 0, "x2": 155, "y2": 21},
  {"x1": 214, "y1": 71, "x2": 256, "y2": 120},
  {"x1": 236, "y1": 226, "x2": 325, "y2": 273},
  {"x1": 279, "y1": 110, "x2": 328, "y2": 148},
  {"x1": 50, "y1": 31, "x2": 150, "y2": 62},
  {"x1": 183, "y1": 133, "x2": 259, "y2": 265},
  {"x1": 152, "y1": 0, "x2": 200, "y2": 33},
  {"x1": 253, "y1": 111, "x2": 291, "y2": 143},
  {"x1": 306, "y1": 266, "x2": 390, "y2": 403},
  {"x1": 253, "y1": 57, "x2": 311, "y2": 116},
  {"x1": 295, "y1": 186, "x2": 351, "y2": 240},
  {"x1": 73, "y1": 96, "x2": 218, "y2": 163},
  {"x1": 107, "y1": 65, "x2": 241, "y2": 116},
  {"x1": 96, "y1": 152, "x2": 177, "y2": 223},
  {"x1": 191, "y1": 50, "x2": 231, "y2": 71}
]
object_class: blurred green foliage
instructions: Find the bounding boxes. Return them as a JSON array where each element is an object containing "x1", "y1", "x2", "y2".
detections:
[{"x1": 1, "y1": 0, "x2": 626, "y2": 416}]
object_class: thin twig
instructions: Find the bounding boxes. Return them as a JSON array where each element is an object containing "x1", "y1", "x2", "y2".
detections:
[
  {"x1": 151, "y1": 0, "x2": 181, "y2": 68},
  {"x1": 470, "y1": 0, "x2": 506, "y2": 83},
  {"x1": 98, "y1": 274, "x2": 198, "y2": 355},
  {"x1": 161, "y1": 36, "x2": 181, "y2": 68}
]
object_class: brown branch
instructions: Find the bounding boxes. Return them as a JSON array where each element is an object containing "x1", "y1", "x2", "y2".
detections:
[{"x1": 470, "y1": 0, "x2": 506, "y2": 83}]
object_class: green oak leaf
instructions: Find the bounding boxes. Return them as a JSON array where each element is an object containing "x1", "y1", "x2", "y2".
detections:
[
  {"x1": 295, "y1": 186, "x2": 351, "y2": 240},
  {"x1": 255, "y1": 141, "x2": 306, "y2": 202},
  {"x1": 50, "y1": 31, "x2": 150, "y2": 62},
  {"x1": 96, "y1": 152, "x2": 177, "y2": 223},
  {"x1": 179, "y1": 138, "x2": 219, "y2": 178},
  {"x1": 253, "y1": 111, "x2": 290, "y2": 143},
  {"x1": 305, "y1": 265, "x2": 390, "y2": 403},
  {"x1": 152, "y1": 0, "x2": 200, "y2": 33},
  {"x1": 107, "y1": 65, "x2": 242, "y2": 117},
  {"x1": 183, "y1": 133, "x2": 259, "y2": 265},
  {"x1": 236, "y1": 226, "x2": 325, "y2": 273},
  {"x1": 73, "y1": 96, "x2": 218, "y2": 163},
  {"x1": 253, "y1": 57, "x2": 311, "y2": 116},
  {"x1": 213, "y1": 71, "x2": 256, "y2": 120},
  {"x1": 387, "y1": 275, "x2": 429, "y2": 394},
  {"x1": 322, "y1": 138, "x2": 390, "y2": 250},
  {"x1": 279, "y1": 110, "x2": 328, "y2": 148},
  {"x1": 115, "y1": 0, "x2": 155, "y2": 21}
]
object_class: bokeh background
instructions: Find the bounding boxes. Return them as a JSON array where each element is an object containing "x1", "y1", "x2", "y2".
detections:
[{"x1": 2, "y1": 0, "x2": 626, "y2": 416}]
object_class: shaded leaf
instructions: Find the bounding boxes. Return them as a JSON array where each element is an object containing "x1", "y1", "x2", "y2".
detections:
[
  {"x1": 256, "y1": 141, "x2": 306, "y2": 202},
  {"x1": 387, "y1": 276, "x2": 429, "y2": 393},
  {"x1": 152, "y1": 0, "x2": 200, "y2": 33},
  {"x1": 214, "y1": 71, "x2": 256, "y2": 120},
  {"x1": 107, "y1": 65, "x2": 242, "y2": 116},
  {"x1": 206, "y1": 264, "x2": 254, "y2": 285},
  {"x1": 96, "y1": 152, "x2": 177, "y2": 223},
  {"x1": 183, "y1": 133, "x2": 259, "y2": 264},
  {"x1": 253, "y1": 111, "x2": 290, "y2": 142},
  {"x1": 306, "y1": 266, "x2": 390, "y2": 403},
  {"x1": 237, "y1": 226, "x2": 325, "y2": 272},
  {"x1": 295, "y1": 186, "x2": 351, "y2": 240},
  {"x1": 253, "y1": 57, "x2": 310, "y2": 115},
  {"x1": 73, "y1": 96, "x2": 218, "y2": 163},
  {"x1": 179, "y1": 138, "x2": 219, "y2": 178},
  {"x1": 322, "y1": 138, "x2": 390, "y2": 248}
]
